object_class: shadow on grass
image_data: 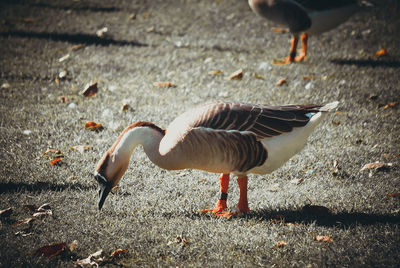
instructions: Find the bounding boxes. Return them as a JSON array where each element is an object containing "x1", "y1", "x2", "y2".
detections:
[
  {"x1": 330, "y1": 58, "x2": 400, "y2": 68},
  {"x1": 1, "y1": 0, "x2": 120, "y2": 12},
  {"x1": 0, "y1": 30, "x2": 147, "y2": 47},
  {"x1": 0, "y1": 181, "x2": 95, "y2": 193},
  {"x1": 246, "y1": 208, "x2": 400, "y2": 227}
]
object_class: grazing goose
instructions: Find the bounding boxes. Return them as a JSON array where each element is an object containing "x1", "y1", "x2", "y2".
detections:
[
  {"x1": 95, "y1": 101, "x2": 338, "y2": 217},
  {"x1": 248, "y1": 0, "x2": 361, "y2": 64}
]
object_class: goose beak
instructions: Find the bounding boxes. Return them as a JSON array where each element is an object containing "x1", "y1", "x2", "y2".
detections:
[{"x1": 94, "y1": 172, "x2": 112, "y2": 210}]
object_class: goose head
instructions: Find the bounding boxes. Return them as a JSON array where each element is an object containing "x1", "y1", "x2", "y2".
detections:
[{"x1": 94, "y1": 149, "x2": 130, "y2": 210}]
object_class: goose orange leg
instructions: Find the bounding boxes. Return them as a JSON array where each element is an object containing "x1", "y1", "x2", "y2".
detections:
[
  {"x1": 295, "y1": 33, "x2": 308, "y2": 62},
  {"x1": 199, "y1": 173, "x2": 230, "y2": 214}
]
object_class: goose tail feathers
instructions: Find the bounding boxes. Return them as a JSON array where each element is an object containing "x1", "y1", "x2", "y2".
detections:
[{"x1": 320, "y1": 101, "x2": 339, "y2": 112}]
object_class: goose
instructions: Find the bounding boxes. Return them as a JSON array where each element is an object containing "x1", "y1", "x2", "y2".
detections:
[
  {"x1": 248, "y1": 0, "x2": 362, "y2": 64},
  {"x1": 94, "y1": 101, "x2": 338, "y2": 217}
]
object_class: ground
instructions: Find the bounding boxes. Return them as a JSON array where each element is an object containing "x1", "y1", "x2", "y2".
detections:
[{"x1": 0, "y1": 0, "x2": 399, "y2": 267}]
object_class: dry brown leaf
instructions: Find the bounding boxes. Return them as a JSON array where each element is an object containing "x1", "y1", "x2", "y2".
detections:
[
  {"x1": 276, "y1": 241, "x2": 287, "y2": 248},
  {"x1": 13, "y1": 217, "x2": 35, "y2": 227},
  {"x1": 271, "y1": 27, "x2": 289, "y2": 33},
  {"x1": 74, "y1": 250, "x2": 105, "y2": 267},
  {"x1": 37, "y1": 203, "x2": 51, "y2": 211},
  {"x1": 23, "y1": 17, "x2": 36, "y2": 23},
  {"x1": 33, "y1": 242, "x2": 67, "y2": 258},
  {"x1": 228, "y1": 69, "x2": 243, "y2": 80},
  {"x1": 208, "y1": 70, "x2": 223, "y2": 75},
  {"x1": 71, "y1": 145, "x2": 93, "y2": 153},
  {"x1": 58, "y1": 96, "x2": 70, "y2": 103},
  {"x1": 70, "y1": 44, "x2": 85, "y2": 51},
  {"x1": 314, "y1": 235, "x2": 333, "y2": 243},
  {"x1": 374, "y1": 48, "x2": 387, "y2": 57},
  {"x1": 302, "y1": 76, "x2": 314, "y2": 80},
  {"x1": 33, "y1": 210, "x2": 52, "y2": 218},
  {"x1": 69, "y1": 240, "x2": 78, "y2": 252},
  {"x1": 276, "y1": 78, "x2": 288, "y2": 86},
  {"x1": 383, "y1": 101, "x2": 399, "y2": 109},
  {"x1": 121, "y1": 103, "x2": 131, "y2": 111},
  {"x1": 153, "y1": 81, "x2": 175, "y2": 88},
  {"x1": 143, "y1": 12, "x2": 151, "y2": 18},
  {"x1": 85, "y1": 121, "x2": 103, "y2": 131},
  {"x1": 0, "y1": 207, "x2": 12, "y2": 217},
  {"x1": 382, "y1": 153, "x2": 400, "y2": 159},
  {"x1": 386, "y1": 193, "x2": 400, "y2": 197},
  {"x1": 360, "y1": 161, "x2": 392, "y2": 172},
  {"x1": 81, "y1": 82, "x2": 98, "y2": 97},
  {"x1": 110, "y1": 248, "x2": 128, "y2": 258},
  {"x1": 253, "y1": 73, "x2": 265, "y2": 80}
]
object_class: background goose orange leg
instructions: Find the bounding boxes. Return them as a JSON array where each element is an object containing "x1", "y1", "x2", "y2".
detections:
[
  {"x1": 199, "y1": 173, "x2": 230, "y2": 214},
  {"x1": 295, "y1": 33, "x2": 308, "y2": 62},
  {"x1": 273, "y1": 36, "x2": 299, "y2": 65}
]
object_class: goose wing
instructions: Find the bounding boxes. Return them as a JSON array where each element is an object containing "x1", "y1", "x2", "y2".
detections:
[{"x1": 190, "y1": 101, "x2": 321, "y2": 139}]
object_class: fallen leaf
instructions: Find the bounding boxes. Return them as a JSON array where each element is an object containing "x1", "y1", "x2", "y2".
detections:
[
  {"x1": 386, "y1": 193, "x2": 400, "y2": 197},
  {"x1": 23, "y1": 17, "x2": 36, "y2": 23},
  {"x1": 302, "y1": 76, "x2": 314, "y2": 80},
  {"x1": 129, "y1": 13, "x2": 136, "y2": 20},
  {"x1": 302, "y1": 205, "x2": 331, "y2": 216},
  {"x1": 167, "y1": 235, "x2": 190, "y2": 246},
  {"x1": 58, "y1": 96, "x2": 70, "y2": 103},
  {"x1": 70, "y1": 44, "x2": 85, "y2": 51},
  {"x1": 74, "y1": 250, "x2": 105, "y2": 267},
  {"x1": 15, "y1": 231, "x2": 33, "y2": 237},
  {"x1": 368, "y1": 93, "x2": 378, "y2": 100},
  {"x1": 71, "y1": 145, "x2": 93, "y2": 153},
  {"x1": 383, "y1": 101, "x2": 399, "y2": 109},
  {"x1": 0, "y1": 207, "x2": 12, "y2": 217},
  {"x1": 208, "y1": 70, "x2": 223, "y2": 75},
  {"x1": 96, "y1": 27, "x2": 108, "y2": 37},
  {"x1": 290, "y1": 178, "x2": 303, "y2": 185},
  {"x1": 37, "y1": 203, "x2": 51, "y2": 211},
  {"x1": 12, "y1": 217, "x2": 35, "y2": 227},
  {"x1": 276, "y1": 78, "x2": 288, "y2": 86},
  {"x1": 81, "y1": 82, "x2": 98, "y2": 97},
  {"x1": 228, "y1": 69, "x2": 243, "y2": 80},
  {"x1": 143, "y1": 12, "x2": 151, "y2": 18},
  {"x1": 121, "y1": 103, "x2": 131, "y2": 111},
  {"x1": 58, "y1": 70, "x2": 67, "y2": 79},
  {"x1": 360, "y1": 161, "x2": 392, "y2": 172},
  {"x1": 314, "y1": 235, "x2": 333, "y2": 243},
  {"x1": 276, "y1": 241, "x2": 287, "y2": 248},
  {"x1": 69, "y1": 240, "x2": 78, "y2": 252},
  {"x1": 84, "y1": 121, "x2": 103, "y2": 131},
  {"x1": 49, "y1": 157, "x2": 62, "y2": 166},
  {"x1": 374, "y1": 48, "x2": 387, "y2": 57},
  {"x1": 1, "y1": 82, "x2": 11, "y2": 88},
  {"x1": 33, "y1": 210, "x2": 52, "y2": 218},
  {"x1": 33, "y1": 242, "x2": 67, "y2": 258},
  {"x1": 43, "y1": 148, "x2": 62, "y2": 155},
  {"x1": 332, "y1": 120, "x2": 340, "y2": 126},
  {"x1": 153, "y1": 81, "x2": 175, "y2": 88},
  {"x1": 58, "y1": 54, "x2": 70, "y2": 62},
  {"x1": 382, "y1": 153, "x2": 400, "y2": 159},
  {"x1": 110, "y1": 248, "x2": 128, "y2": 258},
  {"x1": 271, "y1": 27, "x2": 289, "y2": 33},
  {"x1": 253, "y1": 73, "x2": 265, "y2": 79},
  {"x1": 331, "y1": 160, "x2": 340, "y2": 176}
]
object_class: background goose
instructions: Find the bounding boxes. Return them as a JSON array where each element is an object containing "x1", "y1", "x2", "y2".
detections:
[
  {"x1": 95, "y1": 101, "x2": 338, "y2": 217},
  {"x1": 248, "y1": 0, "x2": 362, "y2": 64}
]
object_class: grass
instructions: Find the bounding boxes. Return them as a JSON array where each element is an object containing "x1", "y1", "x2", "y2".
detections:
[{"x1": 1, "y1": 0, "x2": 400, "y2": 267}]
